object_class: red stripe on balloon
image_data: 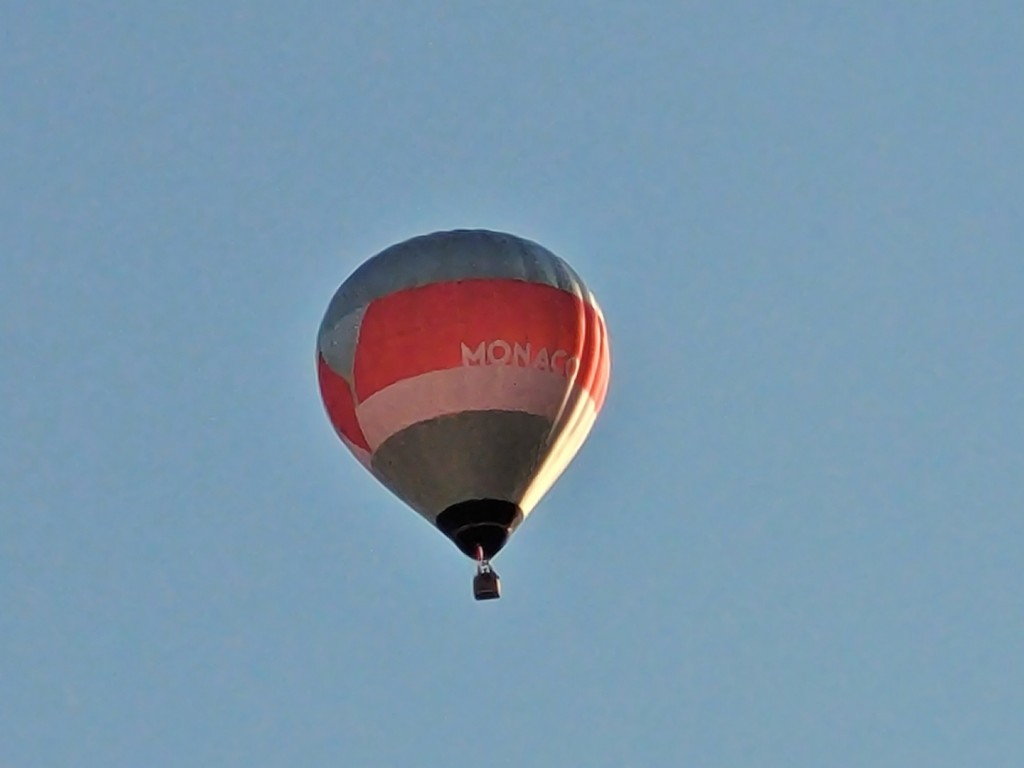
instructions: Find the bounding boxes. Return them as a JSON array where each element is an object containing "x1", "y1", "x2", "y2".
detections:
[
  {"x1": 591, "y1": 312, "x2": 611, "y2": 411},
  {"x1": 353, "y1": 279, "x2": 606, "y2": 403},
  {"x1": 317, "y1": 353, "x2": 370, "y2": 451}
]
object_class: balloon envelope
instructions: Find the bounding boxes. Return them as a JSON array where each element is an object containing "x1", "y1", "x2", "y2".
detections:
[{"x1": 317, "y1": 230, "x2": 610, "y2": 559}]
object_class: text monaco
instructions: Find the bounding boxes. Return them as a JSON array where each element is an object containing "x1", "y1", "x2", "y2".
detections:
[{"x1": 461, "y1": 341, "x2": 580, "y2": 378}]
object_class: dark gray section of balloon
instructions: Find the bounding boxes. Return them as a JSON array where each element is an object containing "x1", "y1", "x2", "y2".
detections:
[{"x1": 369, "y1": 409, "x2": 554, "y2": 519}]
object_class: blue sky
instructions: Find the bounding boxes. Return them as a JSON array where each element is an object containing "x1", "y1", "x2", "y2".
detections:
[{"x1": 3, "y1": 3, "x2": 1022, "y2": 766}]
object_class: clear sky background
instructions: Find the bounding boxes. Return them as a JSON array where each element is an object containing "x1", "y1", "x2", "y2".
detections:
[{"x1": 3, "y1": 3, "x2": 1022, "y2": 766}]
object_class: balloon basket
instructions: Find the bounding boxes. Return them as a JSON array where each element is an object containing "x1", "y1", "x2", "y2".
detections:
[{"x1": 473, "y1": 565, "x2": 501, "y2": 601}]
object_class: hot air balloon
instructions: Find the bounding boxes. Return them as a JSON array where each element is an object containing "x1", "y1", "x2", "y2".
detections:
[{"x1": 316, "y1": 230, "x2": 610, "y2": 600}]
